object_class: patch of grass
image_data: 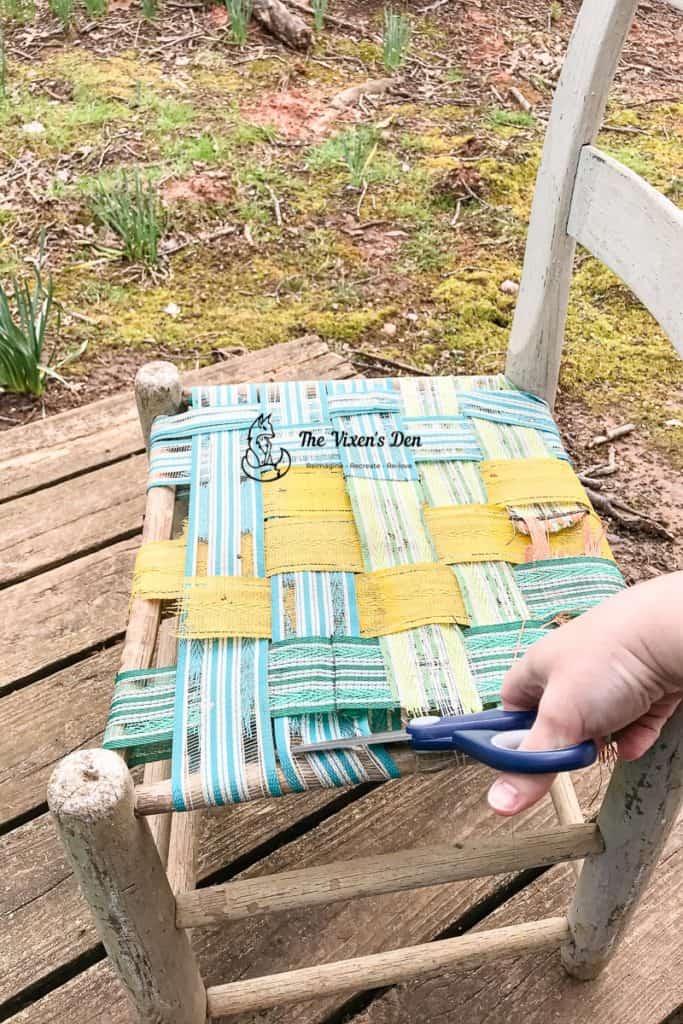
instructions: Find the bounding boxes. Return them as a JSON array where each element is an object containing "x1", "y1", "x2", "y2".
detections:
[
  {"x1": 488, "y1": 108, "x2": 535, "y2": 128},
  {"x1": 50, "y1": 0, "x2": 74, "y2": 29},
  {"x1": 307, "y1": 127, "x2": 397, "y2": 188},
  {"x1": 310, "y1": 0, "x2": 327, "y2": 31},
  {"x1": 162, "y1": 132, "x2": 230, "y2": 169},
  {"x1": 141, "y1": 0, "x2": 157, "y2": 19},
  {"x1": 90, "y1": 172, "x2": 166, "y2": 265},
  {"x1": 149, "y1": 96, "x2": 197, "y2": 132},
  {"x1": 400, "y1": 226, "x2": 451, "y2": 273},
  {"x1": 83, "y1": 0, "x2": 106, "y2": 14},
  {"x1": 382, "y1": 9, "x2": 411, "y2": 73},
  {"x1": 550, "y1": 1, "x2": 562, "y2": 23},
  {"x1": 225, "y1": 0, "x2": 253, "y2": 45},
  {"x1": 446, "y1": 67, "x2": 464, "y2": 84},
  {"x1": 0, "y1": 0, "x2": 35, "y2": 22}
]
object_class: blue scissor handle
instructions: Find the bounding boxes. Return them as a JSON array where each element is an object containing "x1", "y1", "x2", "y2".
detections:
[{"x1": 406, "y1": 710, "x2": 597, "y2": 774}]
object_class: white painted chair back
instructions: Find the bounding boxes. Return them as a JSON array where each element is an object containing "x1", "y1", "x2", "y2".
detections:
[{"x1": 505, "y1": 0, "x2": 683, "y2": 405}]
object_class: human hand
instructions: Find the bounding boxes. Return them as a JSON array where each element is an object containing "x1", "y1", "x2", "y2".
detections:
[{"x1": 487, "y1": 571, "x2": 683, "y2": 815}]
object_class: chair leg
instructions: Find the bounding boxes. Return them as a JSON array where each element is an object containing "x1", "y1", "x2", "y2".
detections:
[
  {"x1": 562, "y1": 704, "x2": 683, "y2": 980},
  {"x1": 48, "y1": 748, "x2": 206, "y2": 1024}
]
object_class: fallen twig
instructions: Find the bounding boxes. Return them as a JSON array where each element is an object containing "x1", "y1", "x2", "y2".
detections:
[
  {"x1": 581, "y1": 445, "x2": 618, "y2": 478},
  {"x1": 264, "y1": 184, "x2": 283, "y2": 226},
  {"x1": 509, "y1": 86, "x2": 532, "y2": 113},
  {"x1": 589, "y1": 423, "x2": 635, "y2": 446},
  {"x1": 162, "y1": 224, "x2": 237, "y2": 256},
  {"x1": 354, "y1": 348, "x2": 427, "y2": 375}
]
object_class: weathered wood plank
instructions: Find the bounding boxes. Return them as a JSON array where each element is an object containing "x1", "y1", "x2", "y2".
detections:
[
  {"x1": 353, "y1": 819, "x2": 683, "y2": 1024},
  {"x1": 0, "y1": 646, "x2": 120, "y2": 828},
  {"x1": 0, "y1": 339, "x2": 353, "y2": 501},
  {"x1": 0, "y1": 458, "x2": 146, "y2": 588},
  {"x1": 0, "y1": 539, "x2": 138, "y2": 691},
  {"x1": 567, "y1": 145, "x2": 683, "y2": 359}
]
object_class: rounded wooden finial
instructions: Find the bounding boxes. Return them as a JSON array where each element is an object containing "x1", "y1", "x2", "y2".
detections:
[
  {"x1": 48, "y1": 748, "x2": 131, "y2": 824},
  {"x1": 134, "y1": 360, "x2": 183, "y2": 451}
]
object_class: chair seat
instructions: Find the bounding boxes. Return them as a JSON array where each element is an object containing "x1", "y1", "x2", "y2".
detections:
[{"x1": 104, "y1": 373, "x2": 625, "y2": 810}]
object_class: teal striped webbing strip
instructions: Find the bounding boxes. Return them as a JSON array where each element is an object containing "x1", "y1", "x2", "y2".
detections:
[
  {"x1": 268, "y1": 636, "x2": 394, "y2": 717},
  {"x1": 463, "y1": 621, "x2": 548, "y2": 706},
  {"x1": 103, "y1": 665, "x2": 176, "y2": 767},
  {"x1": 515, "y1": 556, "x2": 626, "y2": 623}
]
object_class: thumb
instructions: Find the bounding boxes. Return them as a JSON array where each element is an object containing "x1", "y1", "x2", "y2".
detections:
[{"x1": 487, "y1": 694, "x2": 584, "y2": 816}]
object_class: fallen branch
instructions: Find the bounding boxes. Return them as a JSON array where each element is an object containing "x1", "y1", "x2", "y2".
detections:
[
  {"x1": 589, "y1": 423, "x2": 635, "y2": 447},
  {"x1": 584, "y1": 487, "x2": 674, "y2": 542},
  {"x1": 581, "y1": 445, "x2": 618, "y2": 478},
  {"x1": 252, "y1": 0, "x2": 312, "y2": 50},
  {"x1": 353, "y1": 348, "x2": 427, "y2": 375},
  {"x1": 509, "y1": 86, "x2": 532, "y2": 113},
  {"x1": 161, "y1": 224, "x2": 237, "y2": 256}
]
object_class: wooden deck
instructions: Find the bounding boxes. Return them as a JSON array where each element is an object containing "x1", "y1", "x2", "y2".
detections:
[{"x1": 1, "y1": 337, "x2": 681, "y2": 1024}]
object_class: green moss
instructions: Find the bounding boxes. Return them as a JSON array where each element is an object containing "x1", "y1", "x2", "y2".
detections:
[
  {"x1": 433, "y1": 261, "x2": 520, "y2": 356},
  {"x1": 488, "y1": 108, "x2": 536, "y2": 129},
  {"x1": 45, "y1": 52, "x2": 161, "y2": 98},
  {"x1": 333, "y1": 36, "x2": 382, "y2": 66},
  {"x1": 561, "y1": 258, "x2": 683, "y2": 431}
]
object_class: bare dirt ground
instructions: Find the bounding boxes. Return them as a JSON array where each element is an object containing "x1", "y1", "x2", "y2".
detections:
[{"x1": 0, "y1": 0, "x2": 681, "y2": 579}]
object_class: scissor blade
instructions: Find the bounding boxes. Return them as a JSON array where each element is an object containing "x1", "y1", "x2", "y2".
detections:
[{"x1": 293, "y1": 730, "x2": 410, "y2": 754}]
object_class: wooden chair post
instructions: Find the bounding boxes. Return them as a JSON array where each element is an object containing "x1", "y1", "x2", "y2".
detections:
[
  {"x1": 48, "y1": 748, "x2": 206, "y2": 1023},
  {"x1": 135, "y1": 360, "x2": 184, "y2": 451},
  {"x1": 562, "y1": 704, "x2": 683, "y2": 979},
  {"x1": 504, "y1": 0, "x2": 639, "y2": 405}
]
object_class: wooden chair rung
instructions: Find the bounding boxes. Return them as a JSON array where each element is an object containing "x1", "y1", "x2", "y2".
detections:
[
  {"x1": 205, "y1": 916, "x2": 570, "y2": 1016},
  {"x1": 175, "y1": 823, "x2": 602, "y2": 928}
]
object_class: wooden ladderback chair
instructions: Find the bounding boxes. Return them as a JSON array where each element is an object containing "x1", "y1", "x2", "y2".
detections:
[{"x1": 48, "y1": 1, "x2": 683, "y2": 1021}]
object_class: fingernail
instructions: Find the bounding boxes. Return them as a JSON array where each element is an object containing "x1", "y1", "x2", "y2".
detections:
[{"x1": 488, "y1": 780, "x2": 520, "y2": 813}]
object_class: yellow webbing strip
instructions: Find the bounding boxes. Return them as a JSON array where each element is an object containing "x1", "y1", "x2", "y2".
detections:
[
  {"x1": 132, "y1": 538, "x2": 207, "y2": 600},
  {"x1": 425, "y1": 505, "x2": 612, "y2": 564},
  {"x1": 262, "y1": 466, "x2": 352, "y2": 518},
  {"x1": 425, "y1": 505, "x2": 529, "y2": 564},
  {"x1": 264, "y1": 514, "x2": 364, "y2": 576},
  {"x1": 177, "y1": 576, "x2": 271, "y2": 639},
  {"x1": 356, "y1": 562, "x2": 469, "y2": 637},
  {"x1": 480, "y1": 458, "x2": 591, "y2": 509}
]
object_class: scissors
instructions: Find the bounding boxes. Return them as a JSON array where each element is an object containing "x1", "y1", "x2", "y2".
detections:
[{"x1": 293, "y1": 709, "x2": 597, "y2": 774}]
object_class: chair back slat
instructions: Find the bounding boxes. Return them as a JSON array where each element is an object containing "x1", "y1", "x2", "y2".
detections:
[
  {"x1": 567, "y1": 145, "x2": 683, "y2": 359},
  {"x1": 505, "y1": 0, "x2": 640, "y2": 405}
]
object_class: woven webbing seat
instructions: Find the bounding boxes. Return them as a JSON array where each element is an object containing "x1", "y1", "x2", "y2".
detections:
[{"x1": 103, "y1": 373, "x2": 625, "y2": 811}]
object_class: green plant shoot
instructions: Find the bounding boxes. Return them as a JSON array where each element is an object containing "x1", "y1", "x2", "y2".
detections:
[
  {"x1": 90, "y1": 172, "x2": 166, "y2": 266},
  {"x1": 310, "y1": 0, "x2": 328, "y2": 32},
  {"x1": 382, "y1": 8, "x2": 410, "y2": 73},
  {"x1": 225, "y1": 0, "x2": 253, "y2": 45},
  {"x1": 50, "y1": 0, "x2": 74, "y2": 30}
]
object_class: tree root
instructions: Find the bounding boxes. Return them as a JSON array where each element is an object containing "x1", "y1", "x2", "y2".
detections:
[{"x1": 582, "y1": 486, "x2": 674, "y2": 542}]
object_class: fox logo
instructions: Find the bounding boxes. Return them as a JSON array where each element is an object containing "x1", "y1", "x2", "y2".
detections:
[{"x1": 241, "y1": 413, "x2": 291, "y2": 482}]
